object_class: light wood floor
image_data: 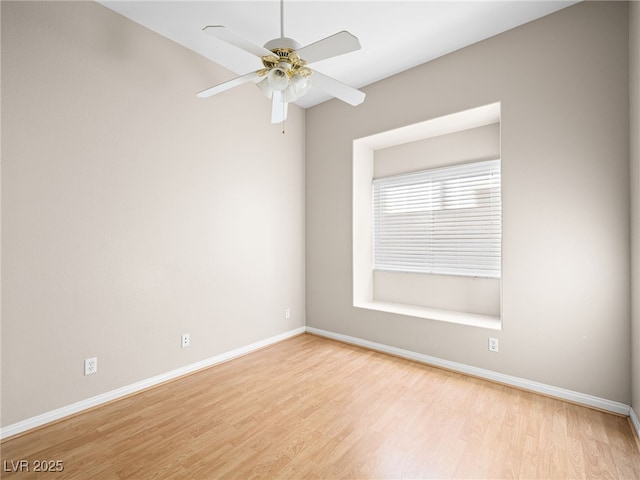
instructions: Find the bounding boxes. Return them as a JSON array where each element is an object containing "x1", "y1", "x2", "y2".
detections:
[{"x1": 2, "y1": 333, "x2": 640, "y2": 479}]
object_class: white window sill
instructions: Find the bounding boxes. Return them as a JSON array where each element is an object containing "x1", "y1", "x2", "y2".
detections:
[{"x1": 354, "y1": 300, "x2": 502, "y2": 331}]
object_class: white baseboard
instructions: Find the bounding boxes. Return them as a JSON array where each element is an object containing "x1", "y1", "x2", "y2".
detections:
[
  {"x1": 306, "y1": 326, "x2": 631, "y2": 416},
  {"x1": 631, "y1": 408, "x2": 640, "y2": 441},
  {"x1": 2, "y1": 325, "x2": 631, "y2": 440},
  {"x1": 0, "y1": 327, "x2": 306, "y2": 440}
]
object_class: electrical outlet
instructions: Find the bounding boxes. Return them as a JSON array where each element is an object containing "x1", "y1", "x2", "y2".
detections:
[
  {"x1": 488, "y1": 337, "x2": 499, "y2": 353},
  {"x1": 181, "y1": 333, "x2": 190, "y2": 348},
  {"x1": 285, "y1": 308, "x2": 291, "y2": 319},
  {"x1": 84, "y1": 357, "x2": 98, "y2": 375}
]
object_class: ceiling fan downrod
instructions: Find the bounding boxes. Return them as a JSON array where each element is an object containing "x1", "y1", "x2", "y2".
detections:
[{"x1": 280, "y1": 0, "x2": 284, "y2": 38}]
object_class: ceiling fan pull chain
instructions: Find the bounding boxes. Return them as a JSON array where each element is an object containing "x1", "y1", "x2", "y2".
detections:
[{"x1": 282, "y1": 98, "x2": 286, "y2": 134}]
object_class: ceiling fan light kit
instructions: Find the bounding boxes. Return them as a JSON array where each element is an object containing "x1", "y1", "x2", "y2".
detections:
[
  {"x1": 255, "y1": 46, "x2": 313, "y2": 103},
  {"x1": 197, "y1": 0, "x2": 365, "y2": 126}
]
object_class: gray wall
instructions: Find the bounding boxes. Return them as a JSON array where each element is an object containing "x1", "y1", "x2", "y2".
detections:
[
  {"x1": 1, "y1": 1, "x2": 306, "y2": 426},
  {"x1": 631, "y1": 1, "x2": 640, "y2": 414},
  {"x1": 306, "y1": 1, "x2": 631, "y2": 403}
]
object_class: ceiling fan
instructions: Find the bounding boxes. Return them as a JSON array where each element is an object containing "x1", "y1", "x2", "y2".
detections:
[{"x1": 197, "y1": 0, "x2": 366, "y2": 125}]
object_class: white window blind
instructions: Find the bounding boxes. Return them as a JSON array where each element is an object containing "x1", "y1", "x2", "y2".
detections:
[{"x1": 373, "y1": 159, "x2": 501, "y2": 278}]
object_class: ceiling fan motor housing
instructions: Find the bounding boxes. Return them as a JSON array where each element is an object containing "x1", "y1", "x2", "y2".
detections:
[{"x1": 263, "y1": 37, "x2": 301, "y2": 51}]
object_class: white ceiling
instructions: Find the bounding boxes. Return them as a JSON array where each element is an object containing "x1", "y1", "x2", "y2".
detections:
[{"x1": 98, "y1": 0, "x2": 579, "y2": 109}]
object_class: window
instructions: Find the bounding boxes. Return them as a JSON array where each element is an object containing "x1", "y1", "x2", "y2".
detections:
[{"x1": 373, "y1": 159, "x2": 501, "y2": 278}]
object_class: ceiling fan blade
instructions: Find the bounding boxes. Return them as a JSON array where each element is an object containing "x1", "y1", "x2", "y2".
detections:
[
  {"x1": 311, "y1": 70, "x2": 366, "y2": 106},
  {"x1": 271, "y1": 91, "x2": 288, "y2": 124},
  {"x1": 297, "y1": 31, "x2": 361, "y2": 64},
  {"x1": 197, "y1": 71, "x2": 261, "y2": 98},
  {"x1": 203, "y1": 25, "x2": 273, "y2": 58}
]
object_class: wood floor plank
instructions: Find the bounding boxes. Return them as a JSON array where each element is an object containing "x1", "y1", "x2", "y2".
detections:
[{"x1": 2, "y1": 333, "x2": 640, "y2": 479}]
